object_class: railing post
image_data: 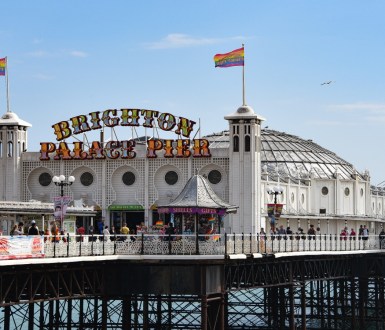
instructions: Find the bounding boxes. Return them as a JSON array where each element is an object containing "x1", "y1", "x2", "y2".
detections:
[
  {"x1": 257, "y1": 233, "x2": 260, "y2": 253},
  {"x1": 250, "y1": 233, "x2": 252, "y2": 254},
  {"x1": 91, "y1": 234, "x2": 94, "y2": 256},
  {"x1": 141, "y1": 233, "x2": 144, "y2": 255},
  {"x1": 53, "y1": 234, "x2": 56, "y2": 258},
  {"x1": 113, "y1": 235, "x2": 117, "y2": 255},
  {"x1": 168, "y1": 234, "x2": 172, "y2": 255},
  {"x1": 242, "y1": 233, "x2": 244, "y2": 254},
  {"x1": 224, "y1": 233, "x2": 227, "y2": 256},
  {"x1": 233, "y1": 233, "x2": 236, "y2": 254},
  {"x1": 102, "y1": 234, "x2": 105, "y2": 255},
  {"x1": 79, "y1": 235, "x2": 82, "y2": 256},
  {"x1": 67, "y1": 233, "x2": 70, "y2": 257}
]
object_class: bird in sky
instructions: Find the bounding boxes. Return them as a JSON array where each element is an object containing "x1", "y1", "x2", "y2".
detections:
[{"x1": 321, "y1": 80, "x2": 334, "y2": 85}]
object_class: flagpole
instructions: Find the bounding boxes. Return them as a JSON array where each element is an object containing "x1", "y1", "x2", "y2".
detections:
[
  {"x1": 5, "y1": 57, "x2": 10, "y2": 112},
  {"x1": 242, "y1": 44, "x2": 246, "y2": 106}
]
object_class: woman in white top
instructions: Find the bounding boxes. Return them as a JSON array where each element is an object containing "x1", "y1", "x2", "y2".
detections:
[{"x1": 103, "y1": 225, "x2": 110, "y2": 241}]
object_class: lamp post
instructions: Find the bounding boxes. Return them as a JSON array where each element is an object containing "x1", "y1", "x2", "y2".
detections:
[
  {"x1": 266, "y1": 186, "x2": 284, "y2": 231},
  {"x1": 52, "y1": 175, "x2": 75, "y2": 229},
  {"x1": 52, "y1": 175, "x2": 75, "y2": 197}
]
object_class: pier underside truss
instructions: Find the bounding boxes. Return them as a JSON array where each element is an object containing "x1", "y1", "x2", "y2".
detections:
[{"x1": 0, "y1": 254, "x2": 384, "y2": 329}]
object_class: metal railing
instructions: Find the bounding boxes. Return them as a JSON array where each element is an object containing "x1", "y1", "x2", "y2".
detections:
[{"x1": 40, "y1": 233, "x2": 385, "y2": 258}]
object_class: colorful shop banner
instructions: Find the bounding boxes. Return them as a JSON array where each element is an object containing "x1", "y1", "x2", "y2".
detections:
[
  {"x1": 0, "y1": 236, "x2": 44, "y2": 260},
  {"x1": 157, "y1": 207, "x2": 226, "y2": 215},
  {"x1": 267, "y1": 203, "x2": 284, "y2": 218},
  {"x1": 53, "y1": 196, "x2": 71, "y2": 221}
]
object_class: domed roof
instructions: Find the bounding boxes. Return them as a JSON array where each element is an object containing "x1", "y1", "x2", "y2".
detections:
[
  {"x1": 0, "y1": 111, "x2": 32, "y2": 127},
  {"x1": 203, "y1": 129, "x2": 363, "y2": 181}
]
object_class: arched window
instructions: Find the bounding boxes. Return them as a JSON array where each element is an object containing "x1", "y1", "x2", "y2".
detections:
[
  {"x1": 245, "y1": 135, "x2": 250, "y2": 152},
  {"x1": 233, "y1": 136, "x2": 239, "y2": 152},
  {"x1": 7, "y1": 141, "x2": 13, "y2": 157}
]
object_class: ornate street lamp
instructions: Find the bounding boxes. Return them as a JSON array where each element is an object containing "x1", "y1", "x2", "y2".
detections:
[
  {"x1": 52, "y1": 175, "x2": 75, "y2": 230},
  {"x1": 52, "y1": 175, "x2": 75, "y2": 197},
  {"x1": 267, "y1": 186, "x2": 284, "y2": 204},
  {"x1": 266, "y1": 186, "x2": 284, "y2": 231}
]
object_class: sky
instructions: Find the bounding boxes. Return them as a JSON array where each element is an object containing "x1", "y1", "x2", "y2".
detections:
[{"x1": 0, "y1": 0, "x2": 384, "y2": 186}]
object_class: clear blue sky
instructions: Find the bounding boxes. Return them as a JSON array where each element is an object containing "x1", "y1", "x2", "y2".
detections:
[{"x1": 1, "y1": 0, "x2": 384, "y2": 185}]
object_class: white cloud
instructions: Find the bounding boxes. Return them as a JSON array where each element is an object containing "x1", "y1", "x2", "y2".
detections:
[
  {"x1": 329, "y1": 103, "x2": 385, "y2": 113},
  {"x1": 145, "y1": 34, "x2": 246, "y2": 49},
  {"x1": 69, "y1": 50, "x2": 88, "y2": 58},
  {"x1": 27, "y1": 50, "x2": 49, "y2": 58},
  {"x1": 33, "y1": 73, "x2": 54, "y2": 80}
]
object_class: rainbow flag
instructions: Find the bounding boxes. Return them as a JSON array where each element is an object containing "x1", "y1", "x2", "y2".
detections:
[
  {"x1": 0, "y1": 58, "x2": 6, "y2": 76},
  {"x1": 214, "y1": 47, "x2": 244, "y2": 68}
]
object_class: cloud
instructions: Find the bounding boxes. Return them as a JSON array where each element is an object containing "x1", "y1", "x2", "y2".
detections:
[
  {"x1": 69, "y1": 50, "x2": 88, "y2": 58},
  {"x1": 329, "y1": 103, "x2": 385, "y2": 113},
  {"x1": 26, "y1": 50, "x2": 88, "y2": 58},
  {"x1": 327, "y1": 103, "x2": 385, "y2": 124},
  {"x1": 27, "y1": 50, "x2": 49, "y2": 58},
  {"x1": 33, "y1": 73, "x2": 54, "y2": 80},
  {"x1": 31, "y1": 38, "x2": 43, "y2": 44},
  {"x1": 145, "y1": 34, "x2": 246, "y2": 49}
]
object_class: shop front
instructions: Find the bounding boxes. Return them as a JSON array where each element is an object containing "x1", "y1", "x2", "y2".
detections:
[{"x1": 109, "y1": 204, "x2": 145, "y2": 234}]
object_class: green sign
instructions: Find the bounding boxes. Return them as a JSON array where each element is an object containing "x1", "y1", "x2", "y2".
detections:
[{"x1": 108, "y1": 205, "x2": 144, "y2": 211}]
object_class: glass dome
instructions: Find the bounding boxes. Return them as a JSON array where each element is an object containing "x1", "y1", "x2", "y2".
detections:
[{"x1": 204, "y1": 129, "x2": 364, "y2": 182}]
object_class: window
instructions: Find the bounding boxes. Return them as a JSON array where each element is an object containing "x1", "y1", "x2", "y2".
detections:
[
  {"x1": 208, "y1": 170, "x2": 222, "y2": 184},
  {"x1": 80, "y1": 172, "x2": 94, "y2": 186},
  {"x1": 122, "y1": 171, "x2": 135, "y2": 186},
  {"x1": 7, "y1": 141, "x2": 13, "y2": 157},
  {"x1": 291, "y1": 192, "x2": 295, "y2": 204},
  {"x1": 39, "y1": 172, "x2": 52, "y2": 187},
  {"x1": 321, "y1": 187, "x2": 328, "y2": 195},
  {"x1": 233, "y1": 136, "x2": 239, "y2": 152},
  {"x1": 360, "y1": 188, "x2": 364, "y2": 196},
  {"x1": 245, "y1": 135, "x2": 250, "y2": 152},
  {"x1": 344, "y1": 187, "x2": 350, "y2": 196},
  {"x1": 301, "y1": 193, "x2": 305, "y2": 204},
  {"x1": 165, "y1": 171, "x2": 178, "y2": 185}
]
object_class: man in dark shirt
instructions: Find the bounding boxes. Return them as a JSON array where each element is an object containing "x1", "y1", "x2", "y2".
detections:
[{"x1": 28, "y1": 220, "x2": 39, "y2": 235}]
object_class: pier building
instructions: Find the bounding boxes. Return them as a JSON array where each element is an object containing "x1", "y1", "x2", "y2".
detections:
[{"x1": 0, "y1": 103, "x2": 384, "y2": 236}]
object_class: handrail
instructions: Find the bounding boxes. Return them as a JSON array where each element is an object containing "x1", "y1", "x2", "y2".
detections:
[{"x1": 1, "y1": 233, "x2": 384, "y2": 259}]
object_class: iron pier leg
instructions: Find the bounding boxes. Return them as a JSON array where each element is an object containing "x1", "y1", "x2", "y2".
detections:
[
  {"x1": 49, "y1": 300, "x2": 54, "y2": 330},
  {"x1": 29, "y1": 302, "x2": 35, "y2": 330},
  {"x1": 301, "y1": 282, "x2": 306, "y2": 330},
  {"x1": 289, "y1": 284, "x2": 295, "y2": 330},
  {"x1": 122, "y1": 296, "x2": 131, "y2": 330},
  {"x1": 79, "y1": 298, "x2": 84, "y2": 330},
  {"x1": 143, "y1": 294, "x2": 149, "y2": 330},
  {"x1": 93, "y1": 297, "x2": 98, "y2": 330},
  {"x1": 156, "y1": 295, "x2": 162, "y2": 328},
  {"x1": 4, "y1": 305, "x2": 10, "y2": 330},
  {"x1": 279, "y1": 286, "x2": 286, "y2": 329},
  {"x1": 359, "y1": 277, "x2": 368, "y2": 330},
  {"x1": 201, "y1": 294, "x2": 208, "y2": 330},
  {"x1": 101, "y1": 297, "x2": 107, "y2": 330},
  {"x1": 67, "y1": 299, "x2": 72, "y2": 330},
  {"x1": 351, "y1": 278, "x2": 357, "y2": 330},
  {"x1": 55, "y1": 299, "x2": 60, "y2": 330},
  {"x1": 40, "y1": 301, "x2": 45, "y2": 330}
]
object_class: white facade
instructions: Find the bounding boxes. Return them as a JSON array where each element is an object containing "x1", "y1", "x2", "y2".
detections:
[{"x1": 0, "y1": 106, "x2": 384, "y2": 236}]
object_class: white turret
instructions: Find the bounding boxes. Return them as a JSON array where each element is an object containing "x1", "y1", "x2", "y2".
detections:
[
  {"x1": 0, "y1": 111, "x2": 31, "y2": 200},
  {"x1": 225, "y1": 105, "x2": 265, "y2": 235}
]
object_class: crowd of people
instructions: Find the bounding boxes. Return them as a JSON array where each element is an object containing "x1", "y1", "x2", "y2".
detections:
[{"x1": 259, "y1": 223, "x2": 385, "y2": 242}]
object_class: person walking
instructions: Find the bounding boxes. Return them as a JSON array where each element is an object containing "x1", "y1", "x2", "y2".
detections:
[
  {"x1": 120, "y1": 222, "x2": 129, "y2": 241},
  {"x1": 28, "y1": 220, "x2": 39, "y2": 235},
  {"x1": 103, "y1": 225, "x2": 110, "y2": 241}
]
